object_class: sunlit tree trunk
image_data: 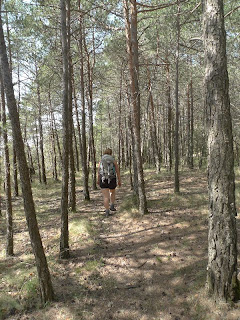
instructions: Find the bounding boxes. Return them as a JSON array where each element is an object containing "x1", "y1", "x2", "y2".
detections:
[
  {"x1": 0, "y1": 78, "x2": 13, "y2": 256},
  {"x1": 67, "y1": 0, "x2": 76, "y2": 212},
  {"x1": 59, "y1": 0, "x2": 70, "y2": 259},
  {"x1": 48, "y1": 89, "x2": 58, "y2": 181},
  {"x1": 0, "y1": 4, "x2": 54, "y2": 302},
  {"x1": 203, "y1": 0, "x2": 239, "y2": 301},
  {"x1": 79, "y1": 1, "x2": 90, "y2": 200},
  {"x1": 146, "y1": 65, "x2": 161, "y2": 173},
  {"x1": 189, "y1": 61, "x2": 194, "y2": 169},
  {"x1": 174, "y1": 0, "x2": 180, "y2": 193},
  {"x1": 35, "y1": 63, "x2": 47, "y2": 185},
  {"x1": 84, "y1": 31, "x2": 97, "y2": 190},
  {"x1": 165, "y1": 57, "x2": 172, "y2": 171},
  {"x1": 72, "y1": 72, "x2": 82, "y2": 167},
  {"x1": 124, "y1": 0, "x2": 147, "y2": 215}
]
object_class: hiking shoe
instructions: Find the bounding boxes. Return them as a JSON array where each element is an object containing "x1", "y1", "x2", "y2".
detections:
[
  {"x1": 105, "y1": 209, "x2": 110, "y2": 217},
  {"x1": 110, "y1": 204, "x2": 116, "y2": 211}
]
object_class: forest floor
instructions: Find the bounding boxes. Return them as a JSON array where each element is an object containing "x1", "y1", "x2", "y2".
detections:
[{"x1": 0, "y1": 169, "x2": 240, "y2": 320}]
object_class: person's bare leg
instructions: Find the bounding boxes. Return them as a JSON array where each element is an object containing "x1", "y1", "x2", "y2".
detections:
[
  {"x1": 109, "y1": 189, "x2": 116, "y2": 210},
  {"x1": 101, "y1": 188, "x2": 110, "y2": 215}
]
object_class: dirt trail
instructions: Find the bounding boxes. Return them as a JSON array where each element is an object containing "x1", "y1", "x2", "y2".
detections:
[{"x1": 1, "y1": 170, "x2": 240, "y2": 320}]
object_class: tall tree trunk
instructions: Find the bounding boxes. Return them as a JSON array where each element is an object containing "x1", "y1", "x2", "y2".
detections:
[
  {"x1": 0, "y1": 104, "x2": 2, "y2": 217},
  {"x1": 174, "y1": 0, "x2": 180, "y2": 193},
  {"x1": 84, "y1": 32, "x2": 97, "y2": 190},
  {"x1": 125, "y1": 81, "x2": 138, "y2": 194},
  {"x1": 146, "y1": 64, "x2": 161, "y2": 173},
  {"x1": 189, "y1": 60, "x2": 194, "y2": 169},
  {"x1": 35, "y1": 63, "x2": 47, "y2": 185},
  {"x1": 0, "y1": 78, "x2": 13, "y2": 256},
  {"x1": 72, "y1": 70, "x2": 82, "y2": 168},
  {"x1": 203, "y1": 0, "x2": 239, "y2": 301},
  {"x1": 0, "y1": 4, "x2": 54, "y2": 302},
  {"x1": 78, "y1": 1, "x2": 90, "y2": 200},
  {"x1": 73, "y1": 127, "x2": 80, "y2": 172},
  {"x1": 48, "y1": 89, "x2": 58, "y2": 181},
  {"x1": 53, "y1": 113, "x2": 62, "y2": 165},
  {"x1": 6, "y1": 11, "x2": 18, "y2": 195},
  {"x1": 186, "y1": 82, "x2": 191, "y2": 167},
  {"x1": 59, "y1": 0, "x2": 70, "y2": 259},
  {"x1": 33, "y1": 120, "x2": 42, "y2": 183},
  {"x1": 67, "y1": 0, "x2": 76, "y2": 212},
  {"x1": 124, "y1": 0, "x2": 147, "y2": 215}
]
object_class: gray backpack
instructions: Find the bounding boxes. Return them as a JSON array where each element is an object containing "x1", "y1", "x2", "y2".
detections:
[{"x1": 100, "y1": 154, "x2": 116, "y2": 183}]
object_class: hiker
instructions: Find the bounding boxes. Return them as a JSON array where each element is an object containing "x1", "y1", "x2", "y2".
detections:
[{"x1": 97, "y1": 148, "x2": 121, "y2": 216}]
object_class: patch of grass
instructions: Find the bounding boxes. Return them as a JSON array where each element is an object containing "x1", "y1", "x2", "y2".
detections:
[
  {"x1": 148, "y1": 191, "x2": 208, "y2": 211},
  {"x1": 119, "y1": 194, "x2": 138, "y2": 215},
  {"x1": 0, "y1": 294, "x2": 22, "y2": 320},
  {"x1": 155, "y1": 256, "x2": 163, "y2": 263},
  {"x1": 75, "y1": 258, "x2": 105, "y2": 274},
  {"x1": 84, "y1": 259, "x2": 104, "y2": 272},
  {"x1": 20, "y1": 275, "x2": 40, "y2": 309},
  {"x1": 69, "y1": 218, "x2": 94, "y2": 237},
  {"x1": 191, "y1": 301, "x2": 209, "y2": 320},
  {"x1": 0, "y1": 263, "x2": 40, "y2": 318}
]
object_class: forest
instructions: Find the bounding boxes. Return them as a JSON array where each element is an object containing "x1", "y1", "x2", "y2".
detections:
[{"x1": 0, "y1": 0, "x2": 240, "y2": 319}]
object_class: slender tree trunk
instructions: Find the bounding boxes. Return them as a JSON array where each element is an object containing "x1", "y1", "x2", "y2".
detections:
[
  {"x1": 72, "y1": 70, "x2": 82, "y2": 167},
  {"x1": 174, "y1": 0, "x2": 180, "y2": 193},
  {"x1": 33, "y1": 120, "x2": 42, "y2": 183},
  {"x1": 67, "y1": 1, "x2": 76, "y2": 212},
  {"x1": 84, "y1": 33, "x2": 97, "y2": 190},
  {"x1": 35, "y1": 64, "x2": 47, "y2": 185},
  {"x1": 203, "y1": 0, "x2": 239, "y2": 301},
  {"x1": 0, "y1": 104, "x2": 2, "y2": 217},
  {"x1": 0, "y1": 5, "x2": 54, "y2": 302},
  {"x1": 6, "y1": 12, "x2": 18, "y2": 196},
  {"x1": 70, "y1": 65, "x2": 80, "y2": 173},
  {"x1": 78, "y1": 1, "x2": 90, "y2": 200},
  {"x1": 59, "y1": 0, "x2": 70, "y2": 259},
  {"x1": 125, "y1": 82, "x2": 138, "y2": 194},
  {"x1": 53, "y1": 113, "x2": 62, "y2": 165},
  {"x1": 48, "y1": 89, "x2": 58, "y2": 181},
  {"x1": 189, "y1": 69, "x2": 194, "y2": 169},
  {"x1": 0, "y1": 78, "x2": 13, "y2": 256},
  {"x1": 146, "y1": 64, "x2": 161, "y2": 173},
  {"x1": 186, "y1": 82, "x2": 191, "y2": 167},
  {"x1": 124, "y1": 0, "x2": 147, "y2": 215}
]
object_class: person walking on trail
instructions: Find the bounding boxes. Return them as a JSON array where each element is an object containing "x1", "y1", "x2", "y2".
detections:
[{"x1": 97, "y1": 148, "x2": 121, "y2": 216}]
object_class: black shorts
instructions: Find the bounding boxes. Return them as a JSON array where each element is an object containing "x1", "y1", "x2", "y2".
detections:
[{"x1": 100, "y1": 177, "x2": 117, "y2": 189}]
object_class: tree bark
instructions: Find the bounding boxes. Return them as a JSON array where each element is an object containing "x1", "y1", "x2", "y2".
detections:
[
  {"x1": 0, "y1": 78, "x2": 13, "y2": 256},
  {"x1": 203, "y1": 0, "x2": 240, "y2": 301},
  {"x1": 72, "y1": 69, "x2": 82, "y2": 169},
  {"x1": 7, "y1": 16, "x2": 19, "y2": 196},
  {"x1": 146, "y1": 64, "x2": 161, "y2": 173},
  {"x1": 174, "y1": 0, "x2": 180, "y2": 193},
  {"x1": 67, "y1": 0, "x2": 76, "y2": 212},
  {"x1": 48, "y1": 89, "x2": 58, "y2": 181},
  {"x1": 35, "y1": 63, "x2": 47, "y2": 185},
  {"x1": 84, "y1": 31, "x2": 97, "y2": 190},
  {"x1": 33, "y1": 120, "x2": 42, "y2": 183},
  {"x1": 78, "y1": 1, "x2": 90, "y2": 200},
  {"x1": 165, "y1": 58, "x2": 172, "y2": 171},
  {"x1": 124, "y1": 0, "x2": 147, "y2": 215},
  {"x1": 59, "y1": 0, "x2": 70, "y2": 259},
  {"x1": 0, "y1": 4, "x2": 54, "y2": 303},
  {"x1": 189, "y1": 61, "x2": 194, "y2": 169}
]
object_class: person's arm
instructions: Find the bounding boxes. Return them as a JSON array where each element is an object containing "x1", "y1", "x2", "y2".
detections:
[
  {"x1": 114, "y1": 161, "x2": 121, "y2": 187},
  {"x1": 97, "y1": 162, "x2": 100, "y2": 185}
]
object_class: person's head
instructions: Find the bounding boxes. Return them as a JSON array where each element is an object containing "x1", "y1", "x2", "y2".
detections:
[{"x1": 103, "y1": 148, "x2": 112, "y2": 155}]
